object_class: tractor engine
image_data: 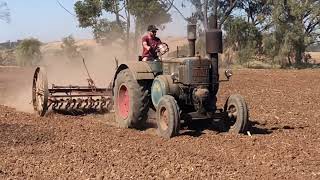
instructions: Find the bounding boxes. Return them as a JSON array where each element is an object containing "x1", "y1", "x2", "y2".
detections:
[
  {"x1": 151, "y1": 57, "x2": 214, "y2": 114},
  {"x1": 151, "y1": 24, "x2": 222, "y2": 115}
]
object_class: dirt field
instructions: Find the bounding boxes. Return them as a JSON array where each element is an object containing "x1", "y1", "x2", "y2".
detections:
[
  {"x1": 0, "y1": 66, "x2": 319, "y2": 179},
  {"x1": 308, "y1": 52, "x2": 320, "y2": 63}
]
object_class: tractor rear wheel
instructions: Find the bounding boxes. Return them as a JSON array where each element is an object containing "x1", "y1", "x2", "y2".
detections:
[
  {"x1": 114, "y1": 69, "x2": 150, "y2": 128},
  {"x1": 156, "y1": 95, "x2": 180, "y2": 138},
  {"x1": 224, "y1": 94, "x2": 249, "y2": 134}
]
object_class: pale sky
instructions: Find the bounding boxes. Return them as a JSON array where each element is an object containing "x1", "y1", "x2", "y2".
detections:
[{"x1": 0, "y1": 0, "x2": 192, "y2": 42}]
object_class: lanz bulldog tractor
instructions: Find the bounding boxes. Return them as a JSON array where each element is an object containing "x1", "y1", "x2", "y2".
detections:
[
  {"x1": 32, "y1": 24, "x2": 249, "y2": 139},
  {"x1": 112, "y1": 24, "x2": 249, "y2": 138}
]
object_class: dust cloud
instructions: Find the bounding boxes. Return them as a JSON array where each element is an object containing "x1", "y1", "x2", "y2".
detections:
[
  {"x1": 0, "y1": 36, "x2": 187, "y2": 113},
  {"x1": 0, "y1": 40, "x2": 131, "y2": 113},
  {"x1": 42, "y1": 41, "x2": 125, "y2": 87},
  {"x1": 0, "y1": 66, "x2": 34, "y2": 113}
]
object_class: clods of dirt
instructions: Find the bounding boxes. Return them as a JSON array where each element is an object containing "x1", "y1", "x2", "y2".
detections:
[{"x1": 0, "y1": 67, "x2": 320, "y2": 179}]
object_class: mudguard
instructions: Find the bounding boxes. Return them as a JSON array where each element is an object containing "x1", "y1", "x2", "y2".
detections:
[
  {"x1": 116, "y1": 61, "x2": 156, "y2": 79},
  {"x1": 111, "y1": 61, "x2": 160, "y2": 94}
]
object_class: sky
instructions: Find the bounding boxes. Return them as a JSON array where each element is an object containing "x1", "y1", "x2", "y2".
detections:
[{"x1": 0, "y1": 0, "x2": 192, "y2": 42}]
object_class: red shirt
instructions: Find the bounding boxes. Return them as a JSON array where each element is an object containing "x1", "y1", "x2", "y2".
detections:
[{"x1": 142, "y1": 35, "x2": 162, "y2": 59}]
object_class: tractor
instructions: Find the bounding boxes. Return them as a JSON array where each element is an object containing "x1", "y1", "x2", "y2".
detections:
[
  {"x1": 112, "y1": 24, "x2": 249, "y2": 138},
  {"x1": 32, "y1": 24, "x2": 248, "y2": 139}
]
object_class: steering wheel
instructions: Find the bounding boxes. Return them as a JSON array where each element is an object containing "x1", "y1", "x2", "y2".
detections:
[{"x1": 156, "y1": 43, "x2": 169, "y2": 56}]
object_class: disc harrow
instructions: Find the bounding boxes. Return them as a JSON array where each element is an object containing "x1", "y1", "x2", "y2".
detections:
[{"x1": 32, "y1": 67, "x2": 113, "y2": 116}]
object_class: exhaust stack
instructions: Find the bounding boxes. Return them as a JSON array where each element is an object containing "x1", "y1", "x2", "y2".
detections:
[
  {"x1": 205, "y1": 1, "x2": 223, "y2": 97},
  {"x1": 187, "y1": 24, "x2": 197, "y2": 57}
]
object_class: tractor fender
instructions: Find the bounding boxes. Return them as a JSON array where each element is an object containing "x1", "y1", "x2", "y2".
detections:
[{"x1": 111, "y1": 62, "x2": 155, "y2": 94}]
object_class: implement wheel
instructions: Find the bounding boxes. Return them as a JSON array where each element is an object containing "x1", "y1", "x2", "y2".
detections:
[
  {"x1": 224, "y1": 94, "x2": 248, "y2": 134},
  {"x1": 114, "y1": 69, "x2": 150, "y2": 128},
  {"x1": 156, "y1": 95, "x2": 180, "y2": 138},
  {"x1": 32, "y1": 67, "x2": 49, "y2": 116}
]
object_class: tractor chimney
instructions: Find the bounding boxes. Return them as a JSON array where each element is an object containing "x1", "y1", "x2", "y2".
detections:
[
  {"x1": 206, "y1": 0, "x2": 222, "y2": 96},
  {"x1": 187, "y1": 24, "x2": 197, "y2": 57}
]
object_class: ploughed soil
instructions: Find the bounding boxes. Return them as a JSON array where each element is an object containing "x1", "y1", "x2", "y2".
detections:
[{"x1": 0, "y1": 66, "x2": 319, "y2": 179}]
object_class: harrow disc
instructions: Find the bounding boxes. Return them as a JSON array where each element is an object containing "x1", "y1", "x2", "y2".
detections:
[{"x1": 32, "y1": 67, "x2": 49, "y2": 116}]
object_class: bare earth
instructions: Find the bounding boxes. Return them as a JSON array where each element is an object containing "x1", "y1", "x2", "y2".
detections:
[
  {"x1": 308, "y1": 52, "x2": 320, "y2": 63},
  {"x1": 0, "y1": 67, "x2": 319, "y2": 179}
]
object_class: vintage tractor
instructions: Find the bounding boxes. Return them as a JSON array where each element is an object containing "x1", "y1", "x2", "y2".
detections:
[
  {"x1": 112, "y1": 24, "x2": 249, "y2": 138},
  {"x1": 32, "y1": 24, "x2": 248, "y2": 139}
]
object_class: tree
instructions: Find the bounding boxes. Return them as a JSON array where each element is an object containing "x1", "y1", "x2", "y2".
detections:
[
  {"x1": 237, "y1": 0, "x2": 272, "y2": 31},
  {"x1": 61, "y1": 35, "x2": 80, "y2": 59},
  {"x1": 74, "y1": 0, "x2": 172, "y2": 43},
  {"x1": 74, "y1": 0, "x2": 172, "y2": 59},
  {"x1": 0, "y1": 49, "x2": 15, "y2": 66},
  {"x1": 0, "y1": 1, "x2": 10, "y2": 23},
  {"x1": 93, "y1": 19, "x2": 124, "y2": 43},
  {"x1": 179, "y1": 0, "x2": 320, "y2": 67},
  {"x1": 176, "y1": 0, "x2": 239, "y2": 56},
  {"x1": 74, "y1": 0, "x2": 104, "y2": 39},
  {"x1": 129, "y1": 0, "x2": 172, "y2": 31},
  {"x1": 186, "y1": 0, "x2": 239, "y2": 29},
  {"x1": 224, "y1": 17, "x2": 261, "y2": 49},
  {"x1": 270, "y1": 0, "x2": 320, "y2": 65},
  {"x1": 224, "y1": 17, "x2": 261, "y2": 64},
  {"x1": 15, "y1": 38, "x2": 42, "y2": 67},
  {"x1": 74, "y1": 0, "x2": 126, "y2": 42}
]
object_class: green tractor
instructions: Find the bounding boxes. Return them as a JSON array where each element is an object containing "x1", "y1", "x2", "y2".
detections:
[{"x1": 112, "y1": 24, "x2": 248, "y2": 138}]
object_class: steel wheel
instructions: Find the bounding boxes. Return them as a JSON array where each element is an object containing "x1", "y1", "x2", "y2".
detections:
[{"x1": 32, "y1": 67, "x2": 49, "y2": 116}]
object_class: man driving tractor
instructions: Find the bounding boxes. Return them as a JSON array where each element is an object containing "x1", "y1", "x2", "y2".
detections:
[{"x1": 141, "y1": 25, "x2": 162, "y2": 61}]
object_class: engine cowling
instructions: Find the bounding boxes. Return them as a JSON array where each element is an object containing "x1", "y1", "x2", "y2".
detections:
[
  {"x1": 151, "y1": 75, "x2": 179, "y2": 107},
  {"x1": 162, "y1": 57, "x2": 212, "y2": 85}
]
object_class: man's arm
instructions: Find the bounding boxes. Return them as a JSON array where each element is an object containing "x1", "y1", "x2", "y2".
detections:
[
  {"x1": 142, "y1": 36, "x2": 151, "y2": 51},
  {"x1": 142, "y1": 41, "x2": 150, "y2": 51}
]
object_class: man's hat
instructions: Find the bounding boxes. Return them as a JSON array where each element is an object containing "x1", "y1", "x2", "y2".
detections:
[{"x1": 147, "y1": 25, "x2": 159, "y2": 32}]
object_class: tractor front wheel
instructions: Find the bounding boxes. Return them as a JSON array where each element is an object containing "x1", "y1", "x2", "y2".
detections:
[
  {"x1": 156, "y1": 95, "x2": 180, "y2": 138},
  {"x1": 224, "y1": 94, "x2": 249, "y2": 134},
  {"x1": 114, "y1": 69, "x2": 149, "y2": 128}
]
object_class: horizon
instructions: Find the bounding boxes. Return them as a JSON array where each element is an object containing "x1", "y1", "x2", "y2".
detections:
[{"x1": 0, "y1": 0, "x2": 192, "y2": 43}]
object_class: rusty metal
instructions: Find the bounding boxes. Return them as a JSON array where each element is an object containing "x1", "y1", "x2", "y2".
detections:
[
  {"x1": 32, "y1": 66, "x2": 114, "y2": 117},
  {"x1": 205, "y1": 29, "x2": 223, "y2": 54},
  {"x1": 47, "y1": 84, "x2": 112, "y2": 113},
  {"x1": 187, "y1": 24, "x2": 197, "y2": 57},
  {"x1": 32, "y1": 67, "x2": 49, "y2": 116}
]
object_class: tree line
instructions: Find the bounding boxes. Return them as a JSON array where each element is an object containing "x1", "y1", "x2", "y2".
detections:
[
  {"x1": 74, "y1": 0, "x2": 320, "y2": 66},
  {"x1": 1, "y1": 1, "x2": 319, "y2": 67}
]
